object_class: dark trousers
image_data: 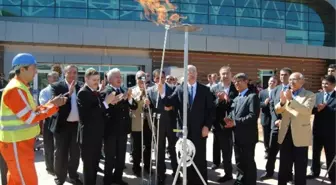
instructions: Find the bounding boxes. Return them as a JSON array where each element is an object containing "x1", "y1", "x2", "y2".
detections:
[
  {"x1": 234, "y1": 142, "x2": 256, "y2": 185},
  {"x1": 278, "y1": 128, "x2": 308, "y2": 185},
  {"x1": 187, "y1": 138, "x2": 207, "y2": 185},
  {"x1": 0, "y1": 152, "x2": 7, "y2": 185},
  {"x1": 43, "y1": 118, "x2": 54, "y2": 173},
  {"x1": 104, "y1": 131, "x2": 128, "y2": 185},
  {"x1": 212, "y1": 129, "x2": 223, "y2": 166},
  {"x1": 54, "y1": 122, "x2": 80, "y2": 185},
  {"x1": 262, "y1": 124, "x2": 271, "y2": 154},
  {"x1": 265, "y1": 130, "x2": 279, "y2": 174},
  {"x1": 311, "y1": 135, "x2": 335, "y2": 182},
  {"x1": 157, "y1": 122, "x2": 178, "y2": 180},
  {"x1": 131, "y1": 120, "x2": 152, "y2": 172},
  {"x1": 81, "y1": 126, "x2": 104, "y2": 185},
  {"x1": 218, "y1": 129, "x2": 233, "y2": 176}
]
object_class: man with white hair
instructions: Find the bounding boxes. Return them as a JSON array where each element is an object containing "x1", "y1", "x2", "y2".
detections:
[
  {"x1": 158, "y1": 65, "x2": 215, "y2": 185},
  {"x1": 275, "y1": 72, "x2": 315, "y2": 185},
  {"x1": 101, "y1": 68, "x2": 138, "y2": 185}
]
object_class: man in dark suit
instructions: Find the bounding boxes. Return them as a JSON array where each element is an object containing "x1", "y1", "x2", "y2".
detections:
[
  {"x1": 101, "y1": 68, "x2": 138, "y2": 185},
  {"x1": 158, "y1": 65, "x2": 214, "y2": 185},
  {"x1": 77, "y1": 68, "x2": 117, "y2": 185},
  {"x1": 145, "y1": 69, "x2": 178, "y2": 184},
  {"x1": 260, "y1": 68, "x2": 293, "y2": 181},
  {"x1": 258, "y1": 76, "x2": 277, "y2": 159},
  {"x1": 51, "y1": 65, "x2": 83, "y2": 185},
  {"x1": 210, "y1": 66, "x2": 238, "y2": 182},
  {"x1": 224, "y1": 73, "x2": 260, "y2": 185},
  {"x1": 307, "y1": 75, "x2": 335, "y2": 184}
]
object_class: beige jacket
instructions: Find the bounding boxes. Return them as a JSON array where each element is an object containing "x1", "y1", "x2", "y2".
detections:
[
  {"x1": 275, "y1": 88, "x2": 316, "y2": 147},
  {"x1": 131, "y1": 86, "x2": 146, "y2": 132}
]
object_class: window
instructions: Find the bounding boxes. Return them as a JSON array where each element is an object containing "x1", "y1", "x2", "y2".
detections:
[
  {"x1": 120, "y1": 1, "x2": 142, "y2": 10},
  {"x1": 89, "y1": 0, "x2": 119, "y2": 9},
  {"x1": 55, "y1": 7, "x2": 87, "y2": 18},
  {"x1": 0, "y1": 5, "x2": 21, "y2": 16},
  {"x1": 179, "y1": 4, "x2": 208, "y2": 14},
  {"x1": 209, "y1": 6, "x2": 235, "y2": 16},
  {"x1": 286, "y1": 11, "x2": 308, "y2": 21},
  {"x1": 309, "y1": 22, "x2": 324, "y2": 32},
  {"x1": 261, "y1": 9, "x2": 285, "y2": 20},
  {"x1": 286, "y1": 2, "x2": 308, "y2": 12},
  {"x1": 22, "y1": 6, "x2": 54, "y2": 17},
  {"x1": 209, "y1": 15, "x2": 235, "y2": 25},
  {"x1": 1, "y1": 0, "x2": 21, "y2": 6},
  {"x1": 286, "y1": 20, "x2": 308, "y2": 30},
  {"x1": 236, "y1": 0, "x2": 260, "y2": 8},
  {"x1": 261, "y1": 1, "x2": 285, "y2": 10},
  {"x1": 286, "y1": 30, "x2": 308, "y2": 40},
  {"x1": 286, "y1": 39, "x2": 308, "y2": 45},
  {"x1": 120, "y1": 10, "x2": 145, "y2": 21},
  {"x1": 88, "y1": 9, "x2": 119, "y2": 19},
  {"x1": 56, "y1": 0, "x2": 87, "y2": 8},
  {"x1": 236, "y1": 17, "x2": 260, "y2": 27},
  {"x1": 22, "y1": 0, "x2": 54, "y2": 6},
  {"x1": 236, "y1": 8, "x2": 260, "y2": 18},
  {"x1": 209, "y1": 0, "x2": 234, "y2": 6},
  {"x1": 262, "y1": 19, "x2": 284, "y2": 28},
  {"x1": 182, "y1": 13, "x2": 208, "y2": 24},
  {"x1": 308, "y1": 31, "x2": 325, "y2": 41},
  {"x1": 180, "y1": 0, "x2": 208, "y2": 5}
]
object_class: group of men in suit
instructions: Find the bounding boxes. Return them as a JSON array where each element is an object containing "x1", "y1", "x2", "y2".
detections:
[{"x1": 257, "y1": 66, "x2": 335, "y2": 185}]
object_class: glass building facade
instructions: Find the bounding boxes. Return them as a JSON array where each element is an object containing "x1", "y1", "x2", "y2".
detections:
[{"x1": 0, "y1": 0, "x2": 334, "y2": 46}]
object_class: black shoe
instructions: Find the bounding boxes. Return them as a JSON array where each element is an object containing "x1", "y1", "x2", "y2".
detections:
[
  {"x1": 217, "y1": 175, "x2": 233, "y2": 183},
  {"x1": 211, "y1": 164, "x2": 219, "y2": 170},
  {"x1": 259, "y1": 172, "x2": 273, "y2": 181},
  {"x1": 307, "y1": 172, "x2": 319, "y2": 179},
  {"x1": 114, "y1": 180, "x2": 128, "y2": 185},
  {"x1": 69, "y1": 179, "x2": 83, "y2": 185},
  {"x1": 46, "y1": 170, "x2": 55, "y2": 176}
]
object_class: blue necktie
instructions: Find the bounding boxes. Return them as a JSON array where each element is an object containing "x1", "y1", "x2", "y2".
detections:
[
  {"x1": 324, "y1": 93, "x2": 330, "y2": 103},
  {"x1": 189, "y1": 86, "x2": 193, "y2": 105}
]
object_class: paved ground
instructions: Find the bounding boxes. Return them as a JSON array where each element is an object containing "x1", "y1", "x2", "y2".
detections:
[{"x1": 34, "y1": 130, "x2": 332, "y2": 185}]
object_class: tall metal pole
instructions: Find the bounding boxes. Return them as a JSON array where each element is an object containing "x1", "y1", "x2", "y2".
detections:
[
  {"x1": 170, "y1": 24, "x2": 202, "y2": 185},
  {"x1": 182, "y1": 30, "x2": 189, "y2": 185}
]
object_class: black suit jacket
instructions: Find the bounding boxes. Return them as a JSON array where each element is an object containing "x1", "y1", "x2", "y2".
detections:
[
  {"x1": 259, "y1": 88, "x2": 272, "y2": 126},
  {"x1": 228, "y1": 90, "x2": 260, "y2": 145},
  {"x1": 312, "y1": 91, "x2": 336, "y2": 138},
  {"x1": 269, "y1": 85, "x2": 285, "y2": 131},
  {"x1": 100, "y1": 85, "x2": 138, "y2": 136},
  {"x1": 147, "y1": 83, "x2": 177, "y2": 129},
  {"x1": 77, "y1": 85, "x2": 108, "y2": 144},
  {"x1": 163, "y1": 82, "x2": 215, "y2": 144},
  {"x1": 210, "y1": 82, "x2": 238, "y2": 130},
  {"x1": 50, "y1": 80, "x2": 84, "y2": 133}
]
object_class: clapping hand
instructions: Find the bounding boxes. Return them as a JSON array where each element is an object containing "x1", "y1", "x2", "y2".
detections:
[
  {"x1": 49, "y1": 95, "x2": 68, "y2": 107},
  {"x1": 68, "y1": 80, "x2": 75, "y2": 95},
  {"x1": 284, "y1": 89, "x2": 293, "y2": 101},
  {"x1": 105, "y1": 91, "x2": 116, "y2": 105},
  {"x1": 264, "y1": 98, "x2": 270, "y2": 105},
  {"x1": 280, "y1": 90, "x2": 287, "y2": 104},
  {"x1": 317, "y1": 103, "x2": 327, "y2": 112},
  {"x1": 223, "y1": 117, "x2": 234, "y2": 128}
]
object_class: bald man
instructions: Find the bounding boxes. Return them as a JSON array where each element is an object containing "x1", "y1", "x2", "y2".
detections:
[{"x1": 275, "y1": 72, "x2": 315, "y2": 185}]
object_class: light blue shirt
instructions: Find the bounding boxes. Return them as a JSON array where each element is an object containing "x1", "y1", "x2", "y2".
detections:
[
  {"x1": 39, "y1": 85, "x2": 52, "y2": 105},
  {"x1": 238, "y1": 88, "x2": 249, "y2": 97}
]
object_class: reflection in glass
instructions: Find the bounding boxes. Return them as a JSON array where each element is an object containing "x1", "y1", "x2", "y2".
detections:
[
  {"x1": 120, "y1": 1, "x2": 142, "y2": 10},
  {"x1": 261, "y1": 1, "x2": 285, "y2": 10},
  {"x1": 209, "y1": 0, "x2": 235, "y2": 6},
  {"x1": 261, "y1": 9, "x2": 285, "y2": 19},
  {"x1": 286, "y1": 20, "x2": 308, "y2": 30},
  {"x1": 209, "y1": 15, "x2": 235, "y2": 25},
  {"x1": 236, "y1": 17, "x2": 260, "y2": 26},
  {"x1": 286, "y1": 30, "x2": 308, "y2": 40},
  {"x1": 285, "y1": 11, "x2": 308, "y2": 21},
  {"x1": 182, "y1": 13, "x2": 208, "y2": 24},
  {"x1": 120, "y1": 10, "x2": 145, "y2": 20},
  {"x1": 56, "y1": 0, "x2": 87, "y2": 8},
  {"x1": 1, "y1": 0, "x2": 20, "y2": 6},
  {"x1": 22, "y1": 6, "x2": 54, "y2": 17},
  {"x1": 0, "y1": 5, "x2": 21, "y2": 16},
  {"x1": 56, "y1": 7, "x2": 87, "y2": 18},
  {"x1": 236, "y1": 0, "x2": 260, "y2": 8},
  {"x1": 89, "y1": 0, "x2": 119, "y2": 9},
  {"x1": 179, "y1": 3, "x2": 208, "y2": 14},
  {"x1": 309, "y1": 22, "x2": 324, "y2": 32},
  {"x1": 262, "y1": 19, "x2": 284, "y2": 28},
  {"x1": 286, "y1": 39, "x2": 308, "y2": 45},
  {"x1": 236, "y1": 8, "x2": 260, "y2": 18},
  {"x1": 22, "y1": 0, "x2": 54, "y2": 6},
  {"x1": 209, "y1": 6, "x2": 235, "y2": 16},
  {"x1": 88, "y1": 9, "x2": 118, "y2": 19},
  {"x1": 308, "y1": 31, "x2": 325, "y2": 41},
  {"x1": 180, "y1": 0, "x2": 208, "y2": 4}
]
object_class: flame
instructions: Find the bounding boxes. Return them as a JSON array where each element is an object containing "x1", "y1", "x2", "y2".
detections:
[{"x1": 137, "y1": 0, "x2": 186, "y2": 26}]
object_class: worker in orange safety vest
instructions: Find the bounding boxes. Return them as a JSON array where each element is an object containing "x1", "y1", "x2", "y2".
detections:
[{"x1": 0, "y1": 53, "x2": 68, "y2": 185}]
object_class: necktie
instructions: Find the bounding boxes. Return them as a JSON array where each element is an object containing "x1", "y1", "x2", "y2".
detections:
[
  {"x1": 324, "y1": 93, "x2": 330, "y2": 103},
  {"x1": 189, "y1": 86, "x2": 193, "y2": 105},
  {"x1": 116, "y1": 88, "x2": 121, "y2": 94}
]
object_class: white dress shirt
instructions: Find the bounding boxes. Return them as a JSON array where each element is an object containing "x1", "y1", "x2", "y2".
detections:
[{"x1": 65, "y1": 79, "x2": 80, "y2": 122}]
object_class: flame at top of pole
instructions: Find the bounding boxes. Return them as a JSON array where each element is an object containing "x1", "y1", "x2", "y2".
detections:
[{"x1": 137, "y1": 0, "x2": 186, "y2": 26}]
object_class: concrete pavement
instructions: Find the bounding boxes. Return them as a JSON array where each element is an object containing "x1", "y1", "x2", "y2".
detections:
[{"x1": 33, "y1": 132, "x2": 332, "y2": 185}]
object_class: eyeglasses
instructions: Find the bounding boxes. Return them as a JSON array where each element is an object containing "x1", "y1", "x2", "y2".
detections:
[{"x1": 289, "y1": 78, "x2": 300, "y2": 82}]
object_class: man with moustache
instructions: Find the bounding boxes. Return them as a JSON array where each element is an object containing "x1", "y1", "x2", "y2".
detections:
[
  {"x1": 51, "y1": 65, "x2": 83, "y2": 185},
  {"x1": 101, "y1": 68, "x2": 138, "y2": 185},
  {"x1": 158, "y1": 65, "x2": 214, "y2": 185},
  {"x1": 77, "y1": 68, "x2": 117, "y2": 185},
  {"x1": 307, "y1": 75, "x2": 335, "y2": 184},
  {"x1": 39, "y1": 71, "x2": 60, "y2": 175},
  {"x1": 224, "y1": 73, "x2": 260, "y2": 185},
  {"x1": 210, "y1": 66, "x2": 238, "y2": 182},
  {"x1": 260, "y1": 68, "x2": 294, "y2": 181},
  {"x1": 145, "y1": 69, "x2": 178, "y2": 184},
  {"x1": 275, "y1": 72, "x2": 315, "y2": 185},
  {"x1": 258, "y1": 76, "x2": 278, "y2": 159},
  {"x1": 130, "y1": 71, "x2": 152, "y2": 177}
]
